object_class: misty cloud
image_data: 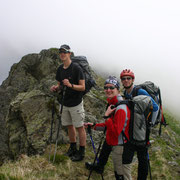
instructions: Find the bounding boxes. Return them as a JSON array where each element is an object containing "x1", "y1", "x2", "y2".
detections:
[{"x1": 0, "y1": 0, "x2": 180, "y2": 118}]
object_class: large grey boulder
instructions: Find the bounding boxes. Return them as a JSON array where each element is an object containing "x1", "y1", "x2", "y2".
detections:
[{"x1": 0, "y1": 48, "x2": 106, "y2": 163}]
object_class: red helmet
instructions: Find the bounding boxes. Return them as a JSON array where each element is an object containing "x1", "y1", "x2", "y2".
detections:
[{"x1": 120, "y1": 69, "x2": 135, "y2": 79}]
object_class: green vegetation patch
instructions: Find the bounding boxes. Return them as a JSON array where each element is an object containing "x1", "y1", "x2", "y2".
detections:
[
  {"x1": 0, "y1": 113, "x2": 179, "y2": 180},
  {"x1": 0, "y1": 173, "x2": 23, "y2": 180},
  {"x1": 49, "y1": 153, "x2": 69, "y2": 164},
  {"x1": 165, "y1": 113, "x2": 180, "y2": 136}
]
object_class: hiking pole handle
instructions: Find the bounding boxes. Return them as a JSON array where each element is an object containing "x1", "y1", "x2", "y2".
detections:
[
  {"x1": 87, "y1": 125, "x2": 92, "y2": 135},
  {"x1": 59, "y1": 86, "x2": 66, "y2": 114}
]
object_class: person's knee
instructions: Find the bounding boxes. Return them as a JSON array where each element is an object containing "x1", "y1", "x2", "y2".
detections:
[
  {"x1": 76, "y1": 126, "x2": 85, "y2": 133},
  {"x1": 137, "y1": 155, "x2": 148, "y2": 164},
  {"x1": 122, "y1": 144, "x2": 134, "y2": 164},
  {"x1": 122, "y1": 154, "x2": 133, "y2": 164},
  {"x1": 76, "y1": 126, "x2": 86, "y2": 138},
  {"x1": 67, "y1": 125, "x2": 76, "y2": 134},
  {"x1": 67, "y1": 125, "x2": 74, "y2": 129}
]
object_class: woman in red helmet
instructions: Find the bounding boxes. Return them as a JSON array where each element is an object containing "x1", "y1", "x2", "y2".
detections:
[{"x1": 120, "y1": 69, "x2": 159, "y2": 180}]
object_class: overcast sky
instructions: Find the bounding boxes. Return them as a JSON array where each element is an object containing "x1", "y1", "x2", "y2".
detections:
[{"x1": 0, "y1": 0, "x2": 180, "y2": 118}]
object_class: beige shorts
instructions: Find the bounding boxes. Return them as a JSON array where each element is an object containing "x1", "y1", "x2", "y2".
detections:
[{"x1": 61, "y1": 101, "x2": 85, "y2": 128}]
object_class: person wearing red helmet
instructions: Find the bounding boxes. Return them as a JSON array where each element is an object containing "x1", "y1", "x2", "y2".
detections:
[
  {"x1": 120, "y1": 69, "x2": 159, "y2": 180},
  {"x1": 120, "y1": 69, "x2": 135, "y2": 89}
]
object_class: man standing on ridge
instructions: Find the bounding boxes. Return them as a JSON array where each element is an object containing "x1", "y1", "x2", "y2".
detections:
[
  {"x1": 120, "y1": 69, "x2": 159, "y2": 180},
  {"x1": 50, "y1": 44, "x2": 86, "y2": 161}
]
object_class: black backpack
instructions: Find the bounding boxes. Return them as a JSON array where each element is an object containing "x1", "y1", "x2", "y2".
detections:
[
  {"x1": 71, "y1": 56, "x2": 96, "y2": 95},
  {"x1": 115, "y1": 95, "x2": 153, "y2": 146},
  {"x1": 132, "y1": 81, "x2": 167, "y2": 135}
]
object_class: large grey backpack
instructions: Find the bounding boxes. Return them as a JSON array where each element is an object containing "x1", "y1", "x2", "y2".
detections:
[
  {"x1": 133, "y1": 81, "x2": 167, "y2": 135},
  {"x1": 117, "y1": 95, "x2": 153, "y2": 146},
  {"x1": 71, "y1": 56, "x2": 96, "y2": 95}
]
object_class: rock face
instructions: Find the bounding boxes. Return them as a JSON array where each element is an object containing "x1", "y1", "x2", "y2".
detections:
[{"x1": 0, "y1": 48, "x2": 106, "y2": 163}]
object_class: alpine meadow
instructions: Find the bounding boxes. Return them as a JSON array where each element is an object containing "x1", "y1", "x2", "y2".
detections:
[{"x1": 0, "y1": 48, "x2": 179, "y2": 180}]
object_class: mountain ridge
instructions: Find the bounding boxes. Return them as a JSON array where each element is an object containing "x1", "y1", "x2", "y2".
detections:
[{"x1": 0, "y1": 48, "x2": 179, "y2": 179}]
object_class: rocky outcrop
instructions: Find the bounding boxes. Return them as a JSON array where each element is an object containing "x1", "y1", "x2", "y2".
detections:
[{"x1": 0, "y1": 48, "x2": 106, "y2": 163}]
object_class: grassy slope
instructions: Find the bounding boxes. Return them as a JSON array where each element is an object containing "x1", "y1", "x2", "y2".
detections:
[{"x1": 0, "y1": 113, "x2": 179, "y2": 180}]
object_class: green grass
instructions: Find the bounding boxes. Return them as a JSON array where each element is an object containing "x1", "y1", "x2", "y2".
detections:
[
  {"x1": 49, "y1": 153, "x2": 69, "y2": 164},
  {"x1": 0, "y1": 113, "x2": 179, "y2": 180},
  {"x1": 148, "y1": 112, "x2": 180, "y2": 179},
  {"x1": 165, "y1": 112, "x2": 180, "y2": 136},
  {"x1": 0, "y1": 173, "x2": 6, "y2": 180},
  {"x1": 0, "y1": 173, "x2": 23, "y2": 180}
]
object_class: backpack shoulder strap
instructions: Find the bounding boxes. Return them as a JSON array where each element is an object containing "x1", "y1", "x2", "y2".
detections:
[
  {"x1": 103, "y1": 100, "x2": 132, "y2": 119},
  {"x1": 132, "y1": 86, "x2": 140, "y2": 97},
  {"x1": 122, "y1": 130, "x2": 129, "y2": 142},
  {"x1": 71, "y1": 56, "x2": 90, "y2": 75},
  {"x1": 114, "y1": 100, "x2": 134, "y2": 111},
  {"x1": 71, "y1": 61, "x2": 85, "y2": 78}
]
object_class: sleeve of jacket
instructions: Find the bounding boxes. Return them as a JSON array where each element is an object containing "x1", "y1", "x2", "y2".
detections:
[
  {"x1": 94, "y1": 122, "x2": 106, "y2": 131},
  {"x1": 105, "y1": 108, "x2": 126, "y2": 138},
  {"x1": 138, "y1": 88, "x2": 159, "y2": 111}
]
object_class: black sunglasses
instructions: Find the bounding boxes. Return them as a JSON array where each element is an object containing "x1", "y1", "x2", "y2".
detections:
[
  {"x1": 104, "y1": 86, "x2": 116, "y2": 90},
  {"x1": 121, "y1": 77, "x2": 132, "y2": 81}
]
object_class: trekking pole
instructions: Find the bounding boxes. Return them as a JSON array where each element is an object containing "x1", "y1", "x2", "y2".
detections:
[
  {"x1": 48, "y1": 97, "x2": 56, "y2": 161},
  {"x1": 87, "y1": 129, "x2": 106, "y2": 180},
  {"x1": 147, "y1": 151, "x2": 152, "y2": 180},
  {"x1": 158, "y1": 89, "x2": 168, "y2": 136},
  {"x1": 53, "y1": 86, "x2": 66, "y2": 163},
  {"x1": 87, "y1": 125, "x2": 99, "y2": 163}
]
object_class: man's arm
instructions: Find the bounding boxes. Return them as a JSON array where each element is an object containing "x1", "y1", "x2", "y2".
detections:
[
  {"x1": 62, "y1": 79, "x2": 85, "y2": 91},
  {"x1": 73, "y1": 79, "x2": 85, "y2": 91}
]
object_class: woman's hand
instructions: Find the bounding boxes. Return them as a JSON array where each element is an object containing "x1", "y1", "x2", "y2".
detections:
[
  {"x1": 104, "y1": 105, "x2": 116, "y2": 117},
  {"x1": 84, "y1": 122, "x2": 94, "y2": 128}
]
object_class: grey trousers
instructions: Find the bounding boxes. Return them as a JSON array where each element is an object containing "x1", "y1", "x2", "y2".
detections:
[{"x1": 112, "y1": 145, "x2": 132, "y2": 180}]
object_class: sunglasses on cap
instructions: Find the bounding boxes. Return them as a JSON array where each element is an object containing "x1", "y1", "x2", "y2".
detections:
[
  {"x1": 59, "y1": 51, "x2": 69, "y2": 54},
  {"x1": 121, "y1": 77, "x2": 132, "y2": 81},
  {"x1": 104, "y1": 86, "x2": 116, "y2": 90}
]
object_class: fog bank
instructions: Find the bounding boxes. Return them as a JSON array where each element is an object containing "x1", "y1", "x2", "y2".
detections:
[{"x1": 0, "y1": 0, "x2": 180, "y2": 119}]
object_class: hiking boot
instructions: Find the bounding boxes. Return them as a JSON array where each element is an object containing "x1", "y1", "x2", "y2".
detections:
[
  {"x1": 65, "y1": 146, "x2": 77, "y2": 157},
  {"x1": 85, "y1": 162, "x2": 104, "y2": 174},
  {"x1": 71, "y1": 150, "x2": 85, "y2": 162},
  {"x1": 115, "y1": 171, "x2": 124, "y2": 180},
  {"x1": 85, "y1": 161, "x2": 95, "y2": 170}
]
